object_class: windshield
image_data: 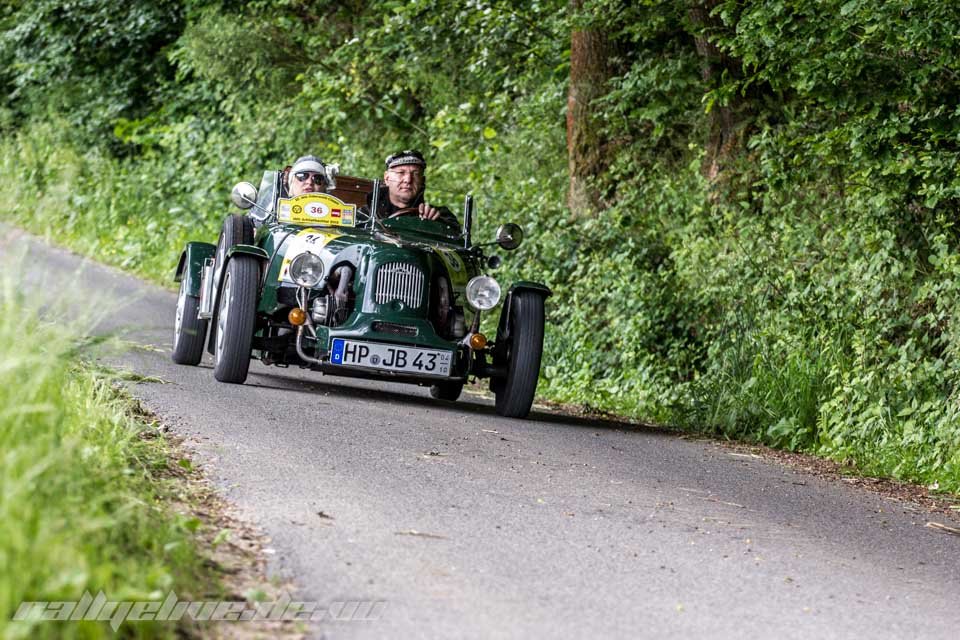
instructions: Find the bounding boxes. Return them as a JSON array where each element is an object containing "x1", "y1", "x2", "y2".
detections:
[
  {"x1": 262, "y1": 170, "x2": 463, "y2": 245},
  {"x1": 380, "y1": 216, "x2": 462, "y2": 246},
  {"x1": 256, "y1": 171, "x2": 277, "y2": 215}
]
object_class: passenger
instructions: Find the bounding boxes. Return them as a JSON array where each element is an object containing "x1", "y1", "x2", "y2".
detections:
[
  {"x1": 380, "y1": 149, "x2": 456, "y2": 222},
  {"x1": 287, "y1": 155, "x2": 328, "y2": 197}
]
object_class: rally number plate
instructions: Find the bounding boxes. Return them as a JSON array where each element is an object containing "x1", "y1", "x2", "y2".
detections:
[{"x1": 329, "y1": 339, "x2": 452, "y2": 377}]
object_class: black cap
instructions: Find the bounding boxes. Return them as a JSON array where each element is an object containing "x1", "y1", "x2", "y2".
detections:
[{"x1": 385, "y1": 149, "x2": 426, "y2": 170}]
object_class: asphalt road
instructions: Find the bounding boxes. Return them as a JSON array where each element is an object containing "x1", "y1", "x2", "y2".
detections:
[{"x1": 4, "y1": 228, "x2": 960, "y2": 639}]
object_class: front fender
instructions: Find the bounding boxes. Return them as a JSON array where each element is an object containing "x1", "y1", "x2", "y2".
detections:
[
  {"x1": 507, "y1": 281, "x2": 552, "y2": 298},
  {"x1": 174, "y1": 242, "x2": 216, "y2": 297},
  {"x1": 225, "y1": 244, "x2": 270, "y2": 261},
  {"x1": 213, "y1": 245, "x2": 269, "y2": 313},
  {"x1": 495, "y1": 281, "x2": 551, "y2": 345}
]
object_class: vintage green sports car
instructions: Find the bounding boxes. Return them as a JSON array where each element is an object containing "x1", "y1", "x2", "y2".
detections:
[{"x1": 171, "y1": 164, "x2": 551, "y2": 418}]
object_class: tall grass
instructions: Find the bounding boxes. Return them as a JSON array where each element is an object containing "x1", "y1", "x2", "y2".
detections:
[{"x1": 0, "y1": 263, "x2": 214, "y2": 639}]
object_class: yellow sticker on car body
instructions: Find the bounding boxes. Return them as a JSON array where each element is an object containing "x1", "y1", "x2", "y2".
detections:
[
  {"x1": 277, "y1": 194, "x2": 356, "y2": 227},
  {"x1": 434, "y1": 248, "x2": 469, "y2": 287}
]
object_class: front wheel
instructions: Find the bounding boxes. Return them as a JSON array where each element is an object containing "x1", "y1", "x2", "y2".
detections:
[
  {"x1": 213, "y1": 256, "x2": 259, "y2": 383},
  {"x1": 172, "y1": 277, "x2": 208, "y2": 365},
  {"x1": 208, "y1": 214, "x2": 254, "y2": 354},
  {"x1": 493, "y1": 292, "x2": 545, "y2": 418}
]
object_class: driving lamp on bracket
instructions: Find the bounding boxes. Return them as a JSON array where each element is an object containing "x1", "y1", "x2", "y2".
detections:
[
  {"x1": 288, "y1": 252, "x2": 325, "y2": 288},
  {"x1": 465, "y1": 275, "x2": 501, "y2": 310}
]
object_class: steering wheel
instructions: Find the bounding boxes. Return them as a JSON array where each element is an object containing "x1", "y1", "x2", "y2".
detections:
[{"x1": 387, "y1": 207, "x2": 422, "y2": 219}]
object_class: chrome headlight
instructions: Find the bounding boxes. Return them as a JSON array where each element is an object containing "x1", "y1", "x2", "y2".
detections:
[
  {"x1": 289, "y1": 252, "x2": 324, "y2": 288},
  {"x1": 465, "y1": 275, "x2": 501, "y2": 310}
]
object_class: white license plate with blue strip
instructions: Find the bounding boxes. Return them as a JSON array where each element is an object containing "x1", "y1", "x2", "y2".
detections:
[{"x1": 330, "y1": 339, "x2": 452, "y2": 377}]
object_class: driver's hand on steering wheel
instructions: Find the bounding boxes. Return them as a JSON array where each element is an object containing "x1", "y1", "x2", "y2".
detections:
[{"x1": 419, "y1": 202, "x2": 441, "y2": 220}]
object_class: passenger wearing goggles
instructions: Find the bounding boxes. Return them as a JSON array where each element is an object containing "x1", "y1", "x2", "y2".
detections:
[{"x1": 287, "y1": 155, "x2": 329, "y2": 196}]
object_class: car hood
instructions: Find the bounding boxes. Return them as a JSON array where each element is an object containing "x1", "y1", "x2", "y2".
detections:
[{"x1": 267, "y1": 223, "x2": 472, "y2": 289}]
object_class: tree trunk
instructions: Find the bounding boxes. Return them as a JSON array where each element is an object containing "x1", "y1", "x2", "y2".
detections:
[
  {"x1": 687, "y1": 0, "x2": 748, "y2": 184},
  {"x1": 566, "y1": 0, "x2": 612, "y2": 215}
]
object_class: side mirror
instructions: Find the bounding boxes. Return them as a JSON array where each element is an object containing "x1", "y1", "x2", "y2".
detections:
[
  {"x1": 231, "y1": 182, "x2": 258, "y2": 210},
  {"x1": 495, "y1": 223, "x2": 524, "y2": 251}
]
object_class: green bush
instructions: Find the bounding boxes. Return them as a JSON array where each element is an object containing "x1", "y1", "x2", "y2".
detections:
[{"x1": 2, "y1": 0, "x2": 960, "y2": 492}]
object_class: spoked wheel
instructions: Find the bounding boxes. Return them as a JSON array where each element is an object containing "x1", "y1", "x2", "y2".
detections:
[
  {"x1": 172, "y1": 276, "x2": 208, "y2": 365},
  {"x1": 430, "y1": 380, "x2": 464, "y2": 402},
  {"x1": 208, "y1": 214, "x2": 254, "y2": 354},
  {"x1": 213, "y1": 255, "x2": 259, "y2": 384},
  {"x1": 493, "y1": 291, "x2": 545, "y2": 418}
]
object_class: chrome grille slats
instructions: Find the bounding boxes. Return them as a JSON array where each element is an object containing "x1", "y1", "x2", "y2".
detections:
[{"x1": 375, "y1": 262, "x2": 425, "y2": 308}]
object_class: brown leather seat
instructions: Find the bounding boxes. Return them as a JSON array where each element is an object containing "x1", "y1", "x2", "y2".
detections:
[{"x1": 327, "y1": 175, "x2": 373, "y2": 208}]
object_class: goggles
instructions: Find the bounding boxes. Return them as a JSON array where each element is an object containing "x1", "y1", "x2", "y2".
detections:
[{"x1": 293, "y1": 171, "x2": 325, "y2": 184}]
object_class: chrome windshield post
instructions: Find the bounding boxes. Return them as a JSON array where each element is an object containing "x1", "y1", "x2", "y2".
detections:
[
  {"x1": 462, "y1": 194, "x2": 473, "y2": 249},
  {"x1": 369, "y1": 178, "x2": 382, "y2": 230}
]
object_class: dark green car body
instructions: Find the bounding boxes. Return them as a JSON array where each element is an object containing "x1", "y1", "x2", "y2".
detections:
[{"x1": 172, "y1": 168, "x2": 550, "y2": 418}]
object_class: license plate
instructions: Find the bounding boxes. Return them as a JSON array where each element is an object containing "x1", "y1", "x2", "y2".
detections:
[{"x1": 329, "y1": 339, "x2": 452, "y2": 377}]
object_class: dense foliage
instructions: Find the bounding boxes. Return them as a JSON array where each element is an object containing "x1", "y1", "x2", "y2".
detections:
[{"x1": 2, "y1": 0, "x2": 960, "y2": 491}]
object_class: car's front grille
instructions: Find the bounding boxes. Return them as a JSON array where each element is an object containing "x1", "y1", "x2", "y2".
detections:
[{"x1": 375, "y1": 262, "x2": 424, "y2": 308}]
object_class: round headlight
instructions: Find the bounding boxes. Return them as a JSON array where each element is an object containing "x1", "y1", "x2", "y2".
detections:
[
  {"x1": 288, "y1": 252, "x2": 324, "y2": 288},
  {"x1": 465, "y1": 275, "x2": 501, "y2": 310}
]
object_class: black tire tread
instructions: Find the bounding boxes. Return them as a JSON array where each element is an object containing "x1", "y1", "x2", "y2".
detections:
[
  {"x1": 207, "y1": 214, "x2": 254, "y2": 354},
  {"x1": 171, "y1": 279, "x2": 207, "y2": 365},
  {"x1": 494, "y1": 292, "x2": 545, "y2": 418},
  {"x1": 213, "y1": 255, "x2": 258, "y2": 383}
]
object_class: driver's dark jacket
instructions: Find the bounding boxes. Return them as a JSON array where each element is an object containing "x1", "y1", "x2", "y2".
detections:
[{"x1": 364, "y1": 187, "x2": 457, "y2": 224}]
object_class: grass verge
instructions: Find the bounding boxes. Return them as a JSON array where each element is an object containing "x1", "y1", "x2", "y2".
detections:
[{"x1": 0, "y1": 270, "x2": 219, "y2": 639}]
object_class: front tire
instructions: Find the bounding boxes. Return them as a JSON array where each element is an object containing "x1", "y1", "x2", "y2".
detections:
[
  {"x1": 208, "y1": 214, "x2": 254, "y2": 354},
  {"x1": 213, "y1": 256, "x2": 259, "y2": 384},
  {"x1": 493, "y1": 292, "x2": 545, "y2": 418},
  {"x1": 172, "y1": 277, "x2": 208, "y2": 365}
]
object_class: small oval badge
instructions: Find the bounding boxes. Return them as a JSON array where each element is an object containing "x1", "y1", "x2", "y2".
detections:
[{"x1": 305, "y1": 202, "x2": 329, "y2": 218}]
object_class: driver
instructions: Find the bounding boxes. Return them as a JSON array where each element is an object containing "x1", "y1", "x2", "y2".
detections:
[
  {"x1": 380, "y1": 149, "x2": 455, "y2": 222},
  {"x1": 287, "y1": 155, "x2": 328, "y2": 197}
]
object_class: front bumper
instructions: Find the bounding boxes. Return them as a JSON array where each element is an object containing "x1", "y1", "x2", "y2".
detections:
[{"x1": 294, "y1": 315, "x2": 472, "y2": 382}]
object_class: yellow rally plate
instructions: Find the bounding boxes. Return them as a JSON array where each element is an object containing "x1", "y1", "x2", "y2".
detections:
[{"x1": 277, "y1": 194, "x2": 356, "y2": 227}]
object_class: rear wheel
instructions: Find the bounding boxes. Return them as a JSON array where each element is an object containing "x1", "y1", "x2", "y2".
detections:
[
  {"x1": 430, "y1": 381, "x2": 464, "y2": 401},
  {"x1": 213, "y1": 256, "x2": 259, "y2": 383},
  {"x1": 493, "y1": 292, "x2": 545, "y2": 418},
  {"x1": 208, "y1": 214, "x2": 254, "y2": 354},
  {"x1": 171, "y1": 277, "x2": 207, "y2": 365}
]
